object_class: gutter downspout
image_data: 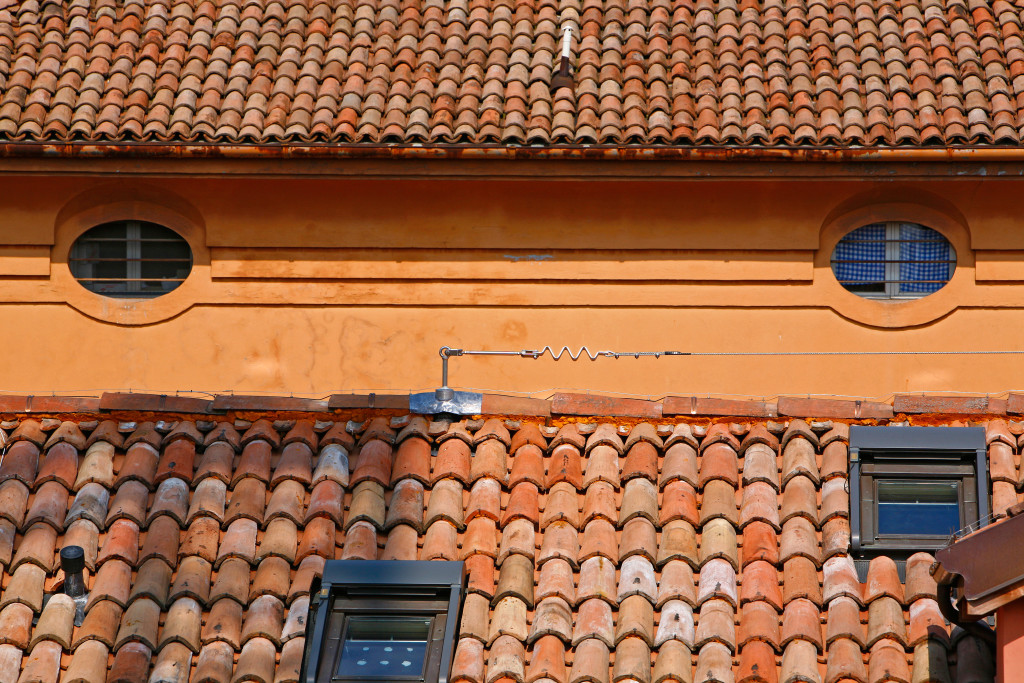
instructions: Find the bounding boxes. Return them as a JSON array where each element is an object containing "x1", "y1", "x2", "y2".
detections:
[{"x1": 933, "y1": 564, "x2": 998, "y2": 646}]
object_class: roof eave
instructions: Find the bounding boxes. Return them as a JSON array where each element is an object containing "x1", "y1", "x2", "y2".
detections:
[{"x1": 1, "y1": 142, "x2": 1024, "y2": 179}]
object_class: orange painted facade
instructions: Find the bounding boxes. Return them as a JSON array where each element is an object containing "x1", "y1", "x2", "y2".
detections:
[{"x1": 2, "y1": 165, "x2": 1024, "y2": 399}]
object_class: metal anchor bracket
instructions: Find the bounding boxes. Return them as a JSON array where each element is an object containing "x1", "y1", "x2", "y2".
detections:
[{"x1": 409, "y1": 345, "x2": 687, "y2": 416}]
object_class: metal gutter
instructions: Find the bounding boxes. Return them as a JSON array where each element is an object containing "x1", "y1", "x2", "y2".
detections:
[
  {"x1": 4, "y1": 142, "x2": 1024, "y2": 179},
  {"x1": 5, "y1": 141, "x2": 1024, "y2": 162}
]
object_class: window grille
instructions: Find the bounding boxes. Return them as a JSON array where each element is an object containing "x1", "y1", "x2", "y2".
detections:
[
  {"x1": 831, "y1": 222, "x2": 955, "y2": 299},
  {"x1": 69, "y1": 221, "x2": 192, "y2": 298}
]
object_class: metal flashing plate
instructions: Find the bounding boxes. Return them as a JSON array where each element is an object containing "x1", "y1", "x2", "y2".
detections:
[{"x1": 409, "y1": 391, "x2": 483, "y2": 416}]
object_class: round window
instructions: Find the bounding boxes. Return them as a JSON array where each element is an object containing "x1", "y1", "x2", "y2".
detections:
[
  {"x1": 70, "y1": 221, "x2": 193, "y2": 298},
  {"x1": 830, "y1": 222, "x2": 955, "y2": 299}
]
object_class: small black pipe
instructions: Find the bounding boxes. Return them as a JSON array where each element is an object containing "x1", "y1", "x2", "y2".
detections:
[{"x1": 60, "y1": 546, "x2": 86, "y2": 598}]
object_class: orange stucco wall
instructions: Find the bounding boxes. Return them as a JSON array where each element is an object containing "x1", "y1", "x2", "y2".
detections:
[{"x1": 3, "y1": 170, "x2": 1024, "y2": 399}]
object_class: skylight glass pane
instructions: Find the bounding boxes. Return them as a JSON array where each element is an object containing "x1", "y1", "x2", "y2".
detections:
[
  {"x1": 338, "y1": 616, "x2": 431, "y2": 679},
  {"x1": 877, "y1": 480, "x2": 960, "y2": 537}
]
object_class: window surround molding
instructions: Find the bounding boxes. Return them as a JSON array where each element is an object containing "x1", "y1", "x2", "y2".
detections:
[
  {"x1": 53, "y1": 184, "x2": 209, "y2": 325},
  {"x1": 302, "y1": 560, "x2": 464, "y2": 683},
  {"x1": 817, "y1": 201, "x2": 973, "y2": 328},
  {"x1": 849, "y1": 425, "x2": 989, "y2": 556}
]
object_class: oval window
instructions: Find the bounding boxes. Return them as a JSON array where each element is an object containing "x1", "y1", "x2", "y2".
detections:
[
  {"x1": 69, "y1": 221, "x2": 193, "y2": 298},
  {"x1": 830, "y1": 222, "x2": 955, "y2": 299}
]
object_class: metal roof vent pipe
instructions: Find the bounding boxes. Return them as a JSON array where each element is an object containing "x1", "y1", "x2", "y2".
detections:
[
  {"x1": 60, "y1": 545, "x2": 87, "y2": 626},
  {"x1": 550, "y1": 26, "x2": 575, "y2": 92}
]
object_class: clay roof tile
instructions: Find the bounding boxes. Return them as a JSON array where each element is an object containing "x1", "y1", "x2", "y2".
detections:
[
  {"x1": 472, "y1": 440, "x2": 509, "y2": 484},
  {"x1": 114, "y1": 596, "x2": 161, "y2": 650},
  {"x1": 527, "y1": 633, "x2": 568, "y2": 682},
  {"x1": 18, "y1": 640, "x2": 61, "y2": 683},
  {"x1": 867, "y1": 597, "x2": 907, "y2": 648},
  {"x1": 507, "y1": 422, "x2": 545, "y2": 451},
  {"x1": 502, "y1": 482, "x2": 539, "y2": 527},
  {"x1": 188, "y1": 478, "x2": 227, "y2": 525},
  {"x1": 699, "y1": 442, "x2": 740, "y2": 488},
  {"x1": 10, "y1": 420, "x2": 46, "y2": 449},
  {"x1": 125, "y1": 422, "x2": 163, "y2": 451},
  {"x1": 240, "y1": 419, "x2": 281, "y2": 449},
  {"x1": 181, "y1": 516, "x2": 221, "y2": 564},
  {"x1": 86, "y1": 420, "x2": 124, "y2": 449},
  {"x1": 96, "y1": 518, "x2": 139, "y2": 567},
  {"x1": 577, "y1": 556, "x2": 617, "y2": 605},
  {"x1": 114, "y1": 443, "x2": 158, "y2": 491},
  {"x1": 346, "y1": 480, "x2": 386, "y2": 530},
  {"x1": 698, "y1": 558, "x2": 738, "y2": 606},
  {"x1": 232, "y1": 636, "x2": 276, "y2": 683},
  {"x1": 155, "y1": 439, "x2": 196, "y2": 485},
  {"x1": 622, "y1": 440, "x2": 659, "y2": 483},
  {"x1": 537, "y1": 557, "x2": 576, "y2": 604},
  {"x1": 583, "y1": 424, "x2": 621, "y2": 454},
  {"x1": 85, "y1": 557, "x2": 131, "y2": 611},
  {"x1": 148, "y1": 476, "x2": 190, "y2": 525},
  {"x1": 194, "y1": 641, "x2": 235, "y2": 683},
  {"x1": 0, "y1": 441, "x2": 39, "y2": 488},
  {"x1": 37, "y1": 443, "x2": 79, "y2": 492},
  {"x1": 661, "y1": 480, "x2": 698, "y2": 527},
  {"x1": 0, "y1": 602, "x2": 31, "y2": 649},
  {"x1": 824, "y1": 637, "x2": 867, "y2": 683},
  {"x1": 695, "y1": 598, "x2": 736, "y2": 651},
  {"x1": 272, "y1": 442, "x2": 313, "y2": 487},
  {"x1": 781, "y1": 439, "x2": 819, "y2": 486},
  {"x1": 864, "y1": 556, "x2": 904, "y2": 604},
  {"x1": 701, "y1": 424, "x2": 743, "y2": 453},
  {"x1": 105, "y1": 641, "x2": 151, "y2": 683},
  {"x1": 584, "y1": 445, "x2": 621, "y2": 489},
  {"x1": 488, "y1": 633, "x2": 527, "y2": 682},
  {"x1": 740, "y1": 481, "x2": 781, "y2": 530},
  {"x1": 474, "y1": 418, "x2": 512, "y2": 446},
  {"x1": 392, "y1": 435, "x2": 432, "y2": 485},
  {"x1": 233, "y1": 440, "x2": 273, "y2": 487},
  {"x1": 613, "y1": 635, "x2": 651, "y2": 683},
  {"x1": 43, "y1": 421, "x2": 86, "y2": 451},
  {"x1": 904, "y1": 553, "x2": 938, "y2": 603},
  {"x1": 532, "y1": 596, "x2": 574, "y2": 644},
  {"x1": 695, "y1": 641, "x2": 734, "y2": 683},
  {"x1": 541, "y1": 482, "x2": 580, "y2": 529},
  {"x1": 699, "y1": 479, "x2": 739, "y2": 526},
  {"x1": 568, "y1": 636, "x2": 610, "y2": 683},
  {"x1": 620, "y1": 478, "x2": 658, "y2": 526},
  {"x1": 165, "y1": 420, "x2": 204, "y2": 446},
  {"x1": 660, "y1": 441, "x2": 698, "y2": 489},
  {"x1": 780, "y1": 475, "x2": 818, "y2": 526},
  {"x1": 867, "y1": 639, "x2": 910, "y2": 683},
  {"x1": 194, "y1": 442, "x2": 234, "y2": 486},
  {"x1": 132, "y1": 556, "x2": 174, "y2": 607}
]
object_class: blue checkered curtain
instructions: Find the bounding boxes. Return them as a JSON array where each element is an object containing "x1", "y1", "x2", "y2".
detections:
[
  {"x1": 899, "y1": 223, "x2": 953, "y2": 294},
  {"x1": 832, "y1": 224, "x2": 885, "y2": 288}
]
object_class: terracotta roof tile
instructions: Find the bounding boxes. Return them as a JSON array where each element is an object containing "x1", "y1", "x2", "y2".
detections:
[
  {"x1": 108, "y1": 641, "x2": 152, "y2": 683},
  {"x1": 0, "y1": 414, "x2": 994, "y2": 682},
  {"x1": 0, "y1": 602, "x2": 32, "y2": 649},
  {"x1": 36, "y1": 443, "x2": 77, "y2": 490}
]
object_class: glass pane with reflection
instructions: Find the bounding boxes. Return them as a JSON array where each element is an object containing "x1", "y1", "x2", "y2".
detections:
[
  {"x1": 338, "y1": 616, "x2": 432, "y2": 679},
  {"x1": 877, "y1": 480, "x2": 960, "y2": 537}
]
